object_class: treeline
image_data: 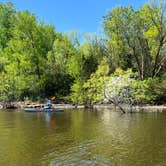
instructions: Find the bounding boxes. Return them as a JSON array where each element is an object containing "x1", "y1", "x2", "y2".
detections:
[{"x1": 0, "y1": 1, "x2": 165, "y2": 105}]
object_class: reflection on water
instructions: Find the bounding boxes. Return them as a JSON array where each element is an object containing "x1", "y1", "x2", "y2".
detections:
[{"x1": 0, "y1": 109, "x2": 166, "y2": 166}]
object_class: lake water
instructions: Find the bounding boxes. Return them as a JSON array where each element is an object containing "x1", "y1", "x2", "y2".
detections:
[{"x1": 0, "y1": 109, "x2": 166, "y2": 166}]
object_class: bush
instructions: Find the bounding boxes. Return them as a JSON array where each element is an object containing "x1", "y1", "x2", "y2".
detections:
[{"x1": 132, "y1": 78, "x2": 159, "y2": 104}]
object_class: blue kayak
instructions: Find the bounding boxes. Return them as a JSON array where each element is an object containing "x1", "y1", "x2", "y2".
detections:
[{"x1": 24, "y1": 108, "x2": 64, "y2": 113}]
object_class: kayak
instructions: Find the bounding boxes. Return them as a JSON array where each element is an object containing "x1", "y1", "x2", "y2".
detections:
[{"x1": 24, "y1": 108, "x2": 64, "y2": 113}]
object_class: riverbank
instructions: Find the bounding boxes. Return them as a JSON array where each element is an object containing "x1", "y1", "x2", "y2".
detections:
[
  {"x1": 0, "y1": 102, "x2": 166, "y2": 112},
  {"x1": 93, "y1": 104, "x2": 166, "y2": 112},
  {"x1": 31, "y1": 104, "x2": 166, "y2": 112}
]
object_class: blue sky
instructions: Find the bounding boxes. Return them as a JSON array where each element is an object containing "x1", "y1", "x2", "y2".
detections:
[{"x1": 0, "y1": 0, "x2": 148, "y2": 34}]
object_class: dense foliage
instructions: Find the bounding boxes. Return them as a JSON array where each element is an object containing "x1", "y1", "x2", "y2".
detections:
[{"x1": 0, "y1": 1, "x2": 165, "y2": 105}]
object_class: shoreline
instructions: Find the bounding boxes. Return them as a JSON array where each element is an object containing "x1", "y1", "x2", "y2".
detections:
[
  {"x1": 93, "y1": 104, "x2": 166, "y2": 112},
  {"x1": 24, "y1": 104, "x2": 166, "y2": 112},
  {"x1": 0, "y1": 102, "x2": 166, "y2": 112}
]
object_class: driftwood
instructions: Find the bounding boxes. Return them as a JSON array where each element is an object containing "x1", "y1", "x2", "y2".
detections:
[
  {"x1": 1, "y1": 102, "x2": 18, "y2": 109},
  {"x1": 111, "y1": 100, "x2": 126, "y2": 114}
]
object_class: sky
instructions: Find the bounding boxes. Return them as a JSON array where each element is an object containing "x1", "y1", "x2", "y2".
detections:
[{"x1": 0, "y1": 0, "x2": 149, "y2": 34}]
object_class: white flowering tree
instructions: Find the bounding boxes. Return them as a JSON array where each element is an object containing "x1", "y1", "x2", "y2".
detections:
[{"x1": 104, "y1": 68, "x2": 134, "y2": 113}]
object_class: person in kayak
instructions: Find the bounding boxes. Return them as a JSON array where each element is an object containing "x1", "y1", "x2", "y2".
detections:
[{"x1": 44, "y1": 100, "x2": 52, "y2": 109}]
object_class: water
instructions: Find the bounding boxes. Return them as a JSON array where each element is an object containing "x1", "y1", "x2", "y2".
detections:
[{"x1": 0, "y1": 109, "x2": 166, "y2": 166}]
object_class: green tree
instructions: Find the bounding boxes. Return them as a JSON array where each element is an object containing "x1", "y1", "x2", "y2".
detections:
[
  {"x1": 1, "y1": 10, "x2": 55, "y2": 100},
  {"x1": 84, "y1": 57, "x2": 109, "y2": 106},
  {"x1": 69, "y1": 34, "x2": 108, "y2": 104},
  {"x1": 103, "y1": 1, "x2": 166, "y2": 79},
  {"x1": 0, "y1": 2, "x2": 15, "y2": 49},
  {"x1": 45, "y1": 33, "x2": 76, "y2": 98}
]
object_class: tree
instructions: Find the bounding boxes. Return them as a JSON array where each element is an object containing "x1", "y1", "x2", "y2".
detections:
[
  {"x1": 83, "y1": 57, "x2": 109, "y2": 107},
  {"x1": 45, "y1": 33, "x2": 76, "y2": 98},
  {"x1": 103, "y1": 1, "x2": 166, "y2": 79},
  {"x1": 104, "y1": 68, "x2": 134, "y2": 112},
  {"x1": 69, "y1": 34, "x2": 108, "y2": 104},
  {"x1": 1, "y1": 10, "x2": 56, "y2": 100},
  {"x1": 0, "y1": 2, "x2": 15, "y2": 49}
]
